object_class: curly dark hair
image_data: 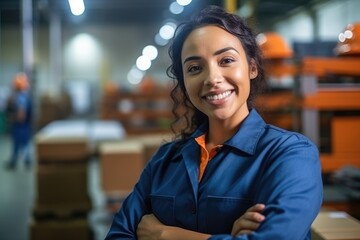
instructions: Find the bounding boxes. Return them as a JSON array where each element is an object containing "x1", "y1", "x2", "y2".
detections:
[{"x1": 167, "y1": 5, "x2": 266, "y2": 141}]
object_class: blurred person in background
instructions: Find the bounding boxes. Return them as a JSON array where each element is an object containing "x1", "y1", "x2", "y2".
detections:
[{"x1": 5, "y1": 72, "x2": 33, "y2": 170}]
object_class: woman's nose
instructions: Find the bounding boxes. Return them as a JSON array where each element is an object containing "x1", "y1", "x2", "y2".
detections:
[{"x1": 204, "y1": 66, "x2": 222, "y2": 86}]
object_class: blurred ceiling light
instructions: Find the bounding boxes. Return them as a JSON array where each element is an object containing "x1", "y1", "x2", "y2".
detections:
[
  {"x1": 136, "y1": 55, "x2": 151, "y2": 71},
  {"x1": 338, "y1": 33, "x2": 346, "y2": 42},
  {"x1": 66, "y1": 33, "x2": 100, "y2": 63},
  {"x1": 155, "y1": 33, "x2": 169, "y2": 46},
  {"x1": 344, "y1": 30, "x2": 353, "y2": 39},
  {"x1": 176, "y1": 0, "x2": 192, "y2": 6},
  {"x1": 170, "y1": 2, "x2": 184, "y2": 14},
  {"x1": 256, "y1": 33, "x2": 267, "y2": 46},
  {"x1": 142, "y1": 45, "x2": 158, "y2": 60},
  {"x1": 159, "y1": 23, "x2": 176, "y2": 40},
  {"x1": 338, "y1": 29, "x2": 353, "y2": 43},
  {"x1": 68, "y1": 0, "x2": 85, "y2": 16},
  {"x1": 127, "y1": 67, "x2": 144, "y2": 85},
  {"x1": 238, "y1": 3, "x2": 253, "y2": 18}
]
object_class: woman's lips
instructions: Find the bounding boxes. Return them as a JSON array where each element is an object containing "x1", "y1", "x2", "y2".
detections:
[{"x1": 203, "y1": 90, "x2": 233, "y2": 101}]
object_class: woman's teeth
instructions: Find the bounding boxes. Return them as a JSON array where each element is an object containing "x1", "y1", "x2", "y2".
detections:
[{"x1": 206, "y1": 90, "x2": 232, "y2": 101}]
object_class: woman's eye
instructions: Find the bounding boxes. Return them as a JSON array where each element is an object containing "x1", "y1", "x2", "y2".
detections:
[
  {"x1": 188, "y1": 65, "x2": 201, "y2": 73},
  {"x1": 221, "y1": 58, "x2": 235, "y2": 65}
]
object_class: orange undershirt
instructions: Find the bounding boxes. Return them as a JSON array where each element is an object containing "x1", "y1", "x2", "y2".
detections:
[{"x1": 195, "y1": 133, "x2": 222, "y2": 181}]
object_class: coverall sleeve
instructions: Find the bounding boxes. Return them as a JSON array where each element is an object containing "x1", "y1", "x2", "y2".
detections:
[{"x1": 208, "y1": 135, "x2": 323, "y2": 240}]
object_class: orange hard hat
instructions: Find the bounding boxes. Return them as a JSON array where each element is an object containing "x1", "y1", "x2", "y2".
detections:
[
  {"x1": 13, "y1": 72, "x2": 30, "y2": 91},
  {"x1": 335, "y1": 22, "x2": 360, "y2": 56},
  {"x1": 257, "y1": 32, "x2": 293, "y2": 59}
]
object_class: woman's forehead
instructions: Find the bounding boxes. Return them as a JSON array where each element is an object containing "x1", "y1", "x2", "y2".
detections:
[{"x1": 181, "y1": 25, "x2": 244, "y2": 57}]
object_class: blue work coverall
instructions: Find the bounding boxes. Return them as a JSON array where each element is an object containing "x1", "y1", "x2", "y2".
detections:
[{"x1": 105, "y1": 109, "x2": 323, "y2": 239}]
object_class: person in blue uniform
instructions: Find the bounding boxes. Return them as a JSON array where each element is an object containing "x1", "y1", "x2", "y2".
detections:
[
  {"x1": 5, "y1": 72, "x2": 33, "y2": 169},
  {"x1": 105, "y1": 5, "x2": 323, "y2": 240}
]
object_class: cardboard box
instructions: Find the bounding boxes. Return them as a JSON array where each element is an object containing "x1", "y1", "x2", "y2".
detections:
[
  {"x1": 100, "y1": 141, "x2": 144, "y2": 193},
  {"x1": 34, "y1": 162, "x2": 91, "y2": 218},
  {"x1": 127, "y1": 133, "x2": 172, "y2": 164},
  {"x1": 312, "y1": 230, "x2": 360, "y2": 240},
  {"x1": 36, "y1": 134, "x2": 89, "y2": 162},
  {"x1": 30, "y1": 218, "x2": 92, "y2": 240},
  {"x1": 312, "y1": 211, "x2": 360, "y2": 240}
]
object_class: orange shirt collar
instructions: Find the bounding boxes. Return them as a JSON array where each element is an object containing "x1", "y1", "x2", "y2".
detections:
[{"x1": 195, "y1": 133, "x2": 222, "y2": 181}]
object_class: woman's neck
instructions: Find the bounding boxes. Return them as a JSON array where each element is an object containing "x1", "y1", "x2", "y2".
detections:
[
  {"x1": 206, "y1": 110, "x2": 249, "y2": 147},
  {"x1": 206, "y1": 121, "x2": 239, "y2": 147}
]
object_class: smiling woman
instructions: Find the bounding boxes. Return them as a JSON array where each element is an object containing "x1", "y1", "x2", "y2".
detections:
[{"x1": 105, "y1": 5, "x2": 323, "y2": 240}]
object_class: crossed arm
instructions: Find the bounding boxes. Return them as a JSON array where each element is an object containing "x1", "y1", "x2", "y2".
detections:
[{"x1": 136, "y1": 204, "x2": 266, "y2": 240}]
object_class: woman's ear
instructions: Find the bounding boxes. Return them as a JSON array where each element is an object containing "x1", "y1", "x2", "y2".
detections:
[{"x1": 249, "y1": 60, "x2": 258, "y2": 79}]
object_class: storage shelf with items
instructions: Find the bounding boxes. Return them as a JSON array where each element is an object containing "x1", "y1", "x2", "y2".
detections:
[
  {"x1": 101, "y1": 90, "x2": 174, "y2": 135},
  {"x1": 255, "y1": 32, "x2": 301, "y2": 131},
  {"x1": 299, "y1": 56, "x2": 360, "y2": 173}
]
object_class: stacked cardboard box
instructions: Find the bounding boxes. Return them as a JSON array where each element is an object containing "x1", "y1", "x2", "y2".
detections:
[
  {"x1": 100, "y1": 140, "x2": 145, "y2": 212},
  {"x1": 30, "y1": 218, "x2": 92, "y2": 240},
  {"x1": 36, "y1": 135, "x2": 89, "y2": 162},
  {"x1": 30, "y1": 134, "x2": 92, "y2": 240},
  {"x1": 311, "y1": 211, "x2": 360, "y2": 240},
  {"x1": 100, "y1": 140, "x2": 144, "y2": 193},
  {"x1": 99, "y1": 134, "x2": 173, "y2": 213}
]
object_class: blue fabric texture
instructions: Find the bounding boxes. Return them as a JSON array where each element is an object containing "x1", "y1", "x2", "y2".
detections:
[{"x1": 105, "y1": 109, "x2": 323, "y2": 240}]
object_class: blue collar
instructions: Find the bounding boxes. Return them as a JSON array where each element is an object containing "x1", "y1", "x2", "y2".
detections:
[{"x1": 188, "y1": 109, "x2": 266, "y2": 155}]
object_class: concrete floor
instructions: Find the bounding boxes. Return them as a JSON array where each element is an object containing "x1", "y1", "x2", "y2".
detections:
[
  {"x1": 0, "y1": 134, "x2": 35, "y2": 240},
  {"x1": 0, "y1": 134, "x2": 112, "y2": 240}
]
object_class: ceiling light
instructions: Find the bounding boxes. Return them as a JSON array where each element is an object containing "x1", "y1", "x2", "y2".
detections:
[
  {"x1": 142, "y1": 45, "x2": 158, "y2": 60},
  {"x1": 176, "y1": 0, "x2": 192, "y2": 7},
  {"x1": 169, "y1": 2, "x2": 184, "y2": 14},
  {"x1": 155, "y1": 33, "x2": 169, "y2": 46},
  {"x1": 68, "y1": 0, "x2": 85, "y2": 16},
  {"x1": 159, "y1": 24, "x2": 176, "y2": 40},
  {"x1": 127, "y1": 67, "x2": 144, "y2": 85},
  {"x1": 136, "y1": 56, "x2": 151, "y2": 71}
]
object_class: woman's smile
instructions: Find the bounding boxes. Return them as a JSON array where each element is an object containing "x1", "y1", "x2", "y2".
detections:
[{"x1": 202, "y1": 89, "x2": 234, "y2": 105}]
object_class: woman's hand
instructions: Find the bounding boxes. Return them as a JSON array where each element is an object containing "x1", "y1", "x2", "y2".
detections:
[
  {"x1": 231, "y1": 203, "x2": 266, "y2": 236},
  {"x1": 137, "y1": 214, "x2": 210, "y2": 240},
  {"x1": 137, "y1": 214, "x2": 164, "y2": 240}
]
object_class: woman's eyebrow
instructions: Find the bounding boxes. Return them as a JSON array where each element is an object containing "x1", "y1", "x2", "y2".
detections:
[
  {"x1": 183, "y1": 56, "x2": 201, "y2": 65},
  {"x1": 213, "y1": 47, "x2": 239, "y2": 56},
  {"x1": 183, "y1": 47, "x2": 239, "y2": 65}
]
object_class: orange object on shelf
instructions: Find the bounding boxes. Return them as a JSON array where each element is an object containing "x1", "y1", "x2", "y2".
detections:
[
  {"x1": 257, "y1": 32, "x2": 293, "y2": 59},
  {"x1": 138, "y1": 75, "x2": 157, "y2": 93},
  {"x1": 101, "y1": 91, "x2": 173, "y2": 135},
  {"x1": 103, "y1": 81, "x2": 119, "y2": 97},
  {"x1": 265, "y1": 61, "x2": 298, "y2": 78},
  {"x1": 254, "y1": 91, "x2": 298, "y2": 130},
  {"x1": 302, "y1": 89, "x2": 360, "y2": 110},
  {"x1": 320, "y1": 117, "x2": 360, "y2": 173},
  {"x1": 301, "y1": 57, "x2": 360, "y2": 77},
  {"x1": 254, "y1": 91, "x2": 297, "y2": 111}
]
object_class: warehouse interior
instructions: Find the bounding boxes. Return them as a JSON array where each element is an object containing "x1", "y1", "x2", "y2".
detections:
[{"x1": 0, "y1": 0, "x2": 360, "y2": 239}]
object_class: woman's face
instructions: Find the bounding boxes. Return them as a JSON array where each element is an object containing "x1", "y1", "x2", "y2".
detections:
[{"x1": 181, "y1": 25, "x2": 258, "y2": 125}]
